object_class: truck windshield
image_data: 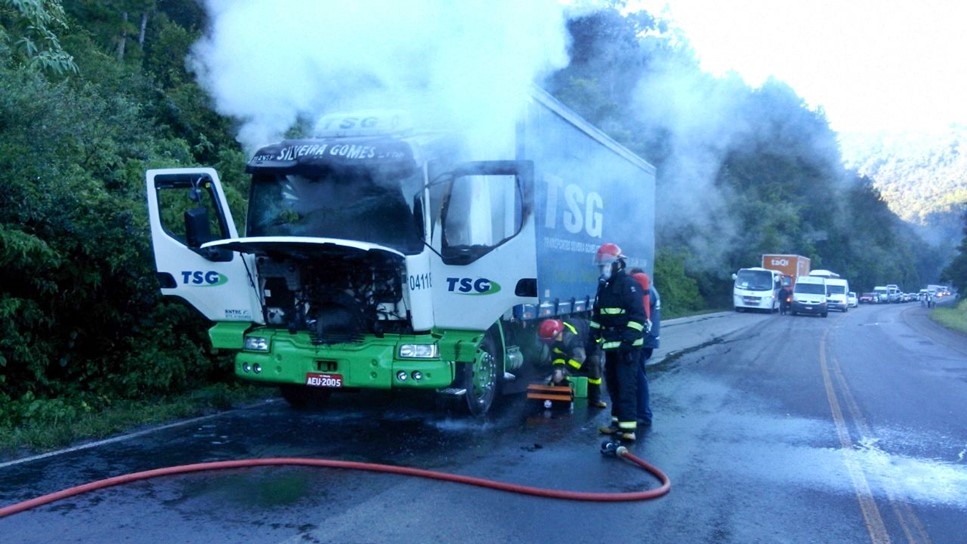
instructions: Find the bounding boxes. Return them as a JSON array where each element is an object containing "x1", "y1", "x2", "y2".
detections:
[
  {"x1": 247, "y1": 169, "x2": 424, "y2": 254},
  {"x1": 734, "y1": 269, "x2": 775, "y2": 290}
]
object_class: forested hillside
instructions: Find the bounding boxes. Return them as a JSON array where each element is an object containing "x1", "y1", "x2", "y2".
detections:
[
  {"x1": 841, "y1": 129, "x2": 967, "y2": 251},
  {"x1": 1, "y1": 1, "x2": 959, "y2": 426}
]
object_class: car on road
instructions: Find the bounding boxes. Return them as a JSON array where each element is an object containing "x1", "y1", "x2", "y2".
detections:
[
  {"x1": 791, "y1": 275, "x2": 828, "y2": 317},
  {"x1": 847, "y1": 291, "x2": 858, "y2": 308},
  {"x1": 859, "y1": 292, "x2": 877, "y2": 304}
]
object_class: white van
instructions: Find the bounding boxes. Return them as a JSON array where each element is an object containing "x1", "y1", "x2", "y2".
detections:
[
  {"x1": 825, "y1": 278, "x2": 850, "y2": 312},
  {"x1": 791, "y1": 276, "x2": 828, "y2": 317}
]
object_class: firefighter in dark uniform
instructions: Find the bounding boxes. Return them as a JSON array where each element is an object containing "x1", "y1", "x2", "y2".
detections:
[
  {"x1": 537, "y1": 317, "x2": 607, "y2": 408},
  {"x1": 590, "y1": 242, "x2": 647, "y2": 442}
]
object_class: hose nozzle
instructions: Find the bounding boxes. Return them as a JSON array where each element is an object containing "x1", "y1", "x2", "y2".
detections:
[{"x1": 600, "y1": 439, "x2": 620, "y2": 456}]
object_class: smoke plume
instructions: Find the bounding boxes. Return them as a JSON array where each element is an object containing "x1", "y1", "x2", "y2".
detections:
[
  {"x1": 631, "y1": 56, "x2": 752, "y2": 268},
  {"x1": 189, "y1": 0, "x2": 573, "y2": 152}
]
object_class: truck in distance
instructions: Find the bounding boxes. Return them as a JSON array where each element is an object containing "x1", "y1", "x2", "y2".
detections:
[
  {"x1": 761, "y1": 254, "x2": 811, "y2": 289},
  {"x1": 145, "y1": 87, "x2": 656, "y2": 416}
]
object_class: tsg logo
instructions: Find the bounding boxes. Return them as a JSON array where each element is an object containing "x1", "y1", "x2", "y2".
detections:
[
  {"x1": 446, "y1": 277, "x2": 501, "y2": 295},
  {"x1": 769, "y1": 258, "x2": 789, "y2": 267},
  {"x1": 543, "y1": 176, "x2": 604, "y2": 237},
  {"x1": 181, "y1": 271, "x2": 228, "y2": 286}
]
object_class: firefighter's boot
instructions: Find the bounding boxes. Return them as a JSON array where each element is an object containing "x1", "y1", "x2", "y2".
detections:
[
  {"x1": 588, "y1": 383, "x2": 607, "y2": 409},
  {"x1": 599, "y1": 417, "x2": 619, "y2": 434},
  {"x1": 599, "y1": 419, "x2": 635, "y2": 441}
]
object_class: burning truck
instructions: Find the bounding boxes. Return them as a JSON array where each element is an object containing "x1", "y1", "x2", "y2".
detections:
[{"x1": 146, "y1": 87, "x2": 655, "y2": 416}]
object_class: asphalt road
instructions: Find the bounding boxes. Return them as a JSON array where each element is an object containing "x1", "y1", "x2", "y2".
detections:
[{"x1": 2, "y1": 301, "x2": 965, "y2": 543}]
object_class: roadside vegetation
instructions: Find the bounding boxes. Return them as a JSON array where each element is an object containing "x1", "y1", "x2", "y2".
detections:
[
  {"x1": 929, "y1": 299, "x2": 967, "y2": 335},
  {"x1": 1, "y1": 2, "x2": 965, "y2": 457},
  {"x1": 0, "y1": 383, "x2": 273, "y2": 457}
]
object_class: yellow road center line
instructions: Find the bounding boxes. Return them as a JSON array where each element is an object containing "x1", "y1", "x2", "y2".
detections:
[
  {"x1": 820, "y1": 328, "x2": 892, "y2": 544},
  {"x1": 825, "y1": 333, "x2": 932, "y2": 544}
]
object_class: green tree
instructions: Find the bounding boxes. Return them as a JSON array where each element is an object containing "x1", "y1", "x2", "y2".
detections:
[
  {"x1": 653, "y1": 248, "x2": 703, "y2": 317},
  {"x1": 0, "y1": 2, "x2": 236, "y2": 420},
  {"x1": 0, "y1": 0, "x2": 77, "y2": 73},
  {"x1": 940, "y1": 210, "x2": 967, "y2": 295}
]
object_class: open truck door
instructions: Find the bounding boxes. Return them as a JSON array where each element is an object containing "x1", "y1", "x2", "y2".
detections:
[{"x1": 146, "y1": 168, "x2": 262, "y2": 323}]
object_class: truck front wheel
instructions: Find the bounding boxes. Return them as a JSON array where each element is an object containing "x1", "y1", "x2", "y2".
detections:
[{"x1": 464, "y1": 328, "x2": 502, "y2": 417}]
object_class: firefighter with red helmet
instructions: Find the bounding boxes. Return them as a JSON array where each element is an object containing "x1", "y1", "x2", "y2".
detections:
[
  {"x1": 590, "y1": 243, "x2": 647, "y2": 441},
  {"x1": 537, "y1": 317, "x2": 606, "y2": 408}
]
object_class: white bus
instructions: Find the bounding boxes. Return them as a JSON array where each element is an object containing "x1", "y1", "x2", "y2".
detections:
[{"x1": 732, "y1": 267, "x2": 783, "y2": 313}]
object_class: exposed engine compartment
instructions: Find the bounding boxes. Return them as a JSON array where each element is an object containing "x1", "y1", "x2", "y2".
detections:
[{"x1": 256, "y1": 249, "x2": 410, "y2": 344}]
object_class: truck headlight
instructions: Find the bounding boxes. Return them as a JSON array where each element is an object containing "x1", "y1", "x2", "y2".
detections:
[
  {"x1": 243, "y1": 336, "x2": 270, "y2": 352},
  {"x1": 398, "y1": 343, "x2": 439, "y2": 359}
]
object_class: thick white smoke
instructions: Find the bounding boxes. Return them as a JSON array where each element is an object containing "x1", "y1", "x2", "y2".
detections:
[
  {"x1": 189, "y1": 0, "x2": 573, "y2": 152},
  {"x1": 632, "y1": 57, "x2": 752, "y2": 266}
]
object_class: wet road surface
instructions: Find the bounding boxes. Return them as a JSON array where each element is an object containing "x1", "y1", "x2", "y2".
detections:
[{"x1": 2, "y1": 302, "x2": 965, "y2": 543}]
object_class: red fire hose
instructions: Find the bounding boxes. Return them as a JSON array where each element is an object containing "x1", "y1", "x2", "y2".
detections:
[{"x1": 1, "y1": 449, "x2": 670, "y2": 518}]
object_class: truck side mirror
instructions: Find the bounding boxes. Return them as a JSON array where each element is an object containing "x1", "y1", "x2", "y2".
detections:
[
  {"x1": 185, "y1": 207, "x2": 211, "y2": 248},
  {"x1": 412, "y1": 194, "x2": 425, "y2": 241},
  {"x1": 184, "y1": 206, "x2": 233, "y2": 262}
]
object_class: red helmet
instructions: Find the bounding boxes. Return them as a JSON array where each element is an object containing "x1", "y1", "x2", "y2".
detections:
[
  {"x1": 594, "y1": 243, "x2": 624, "y2": 265},
  {"x1": 538, "y1": 319, "x2": 564, "y2": 341}
]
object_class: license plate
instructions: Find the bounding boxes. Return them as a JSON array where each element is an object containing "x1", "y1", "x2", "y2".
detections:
[{"x1": 305, "y1": 373, "x2": 343, "y2": 388}]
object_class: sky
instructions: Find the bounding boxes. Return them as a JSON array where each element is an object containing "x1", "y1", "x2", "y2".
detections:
[{"x1": 632, "y1": 0, "x2": 967, "y2": 135}]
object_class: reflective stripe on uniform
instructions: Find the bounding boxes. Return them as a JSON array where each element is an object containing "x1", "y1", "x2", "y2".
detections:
[
  {"x1": 626, "y1": 320, "x2": 644, "y2": 331},
  {"x1": 602, "y1": 338, "x2": 643, "y2": 350},
  {"x1": 600, "y1": 308, "x2": 626, "y2": 315},
  {"x1": 567, "y1": 358, "x2": 582, "y2": 369},
  {"x1": 552, "y1": 358, "x2": 566, "y2": 366},
  {"x1": 588, "y1": 377, "x2": 602, "y2": 385}
]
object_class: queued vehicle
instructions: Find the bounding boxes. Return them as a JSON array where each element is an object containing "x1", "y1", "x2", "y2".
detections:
[
  {"x1": 873, "y1": 286, "x2": 890, "y2": 303},
  {"x1": 824, "y1": 277, "x2": 850, "y2": 312},
  {"x1": 732, "y1": 267, "x2": 782, "y2": 313},
  {"x1": 847, "y1": 291, "x2": 858, "y2": 308},
  {"x1": 791, "y1": 275, "x2": 828, "y2": 317},
  {"x1": 859, "y1": 292, "x2": 877, "y2": 304}
]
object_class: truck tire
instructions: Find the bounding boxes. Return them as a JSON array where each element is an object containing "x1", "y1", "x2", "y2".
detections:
[{"x1": 463, "y1": 327, "x2": 503, "y2": 417}]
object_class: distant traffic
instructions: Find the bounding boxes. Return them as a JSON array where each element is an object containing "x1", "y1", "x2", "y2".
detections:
[{"x1": 734, "y1": 254, "x2": 955, "y2": 316}]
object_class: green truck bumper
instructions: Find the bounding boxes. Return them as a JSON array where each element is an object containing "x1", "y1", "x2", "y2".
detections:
[{"x1": 224, "y1": 325, "x2": 474, "y2": 390}]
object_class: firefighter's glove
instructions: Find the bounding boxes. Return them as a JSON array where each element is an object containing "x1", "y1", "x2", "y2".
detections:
[
  {"x1": 644, "y1": 319, "x2": 652, "y2": 334},
  {"x1": 551, "y1": 368, "x2": 565, "y2": 385}
]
